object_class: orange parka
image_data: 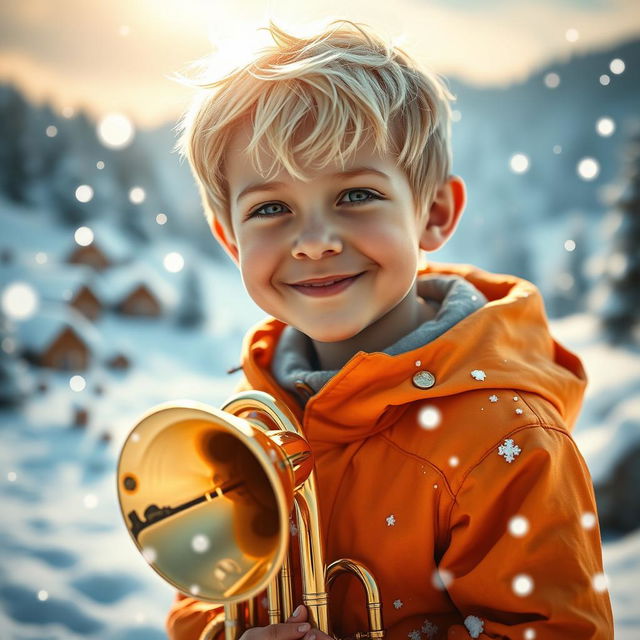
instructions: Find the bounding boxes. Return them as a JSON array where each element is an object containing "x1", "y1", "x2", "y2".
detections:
[{"x1": 167, "y1": 261, "x2": 614, "y2": 640}]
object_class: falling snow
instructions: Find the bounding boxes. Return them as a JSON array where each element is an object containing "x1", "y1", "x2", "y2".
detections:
[
  {"x1": 498, "y1": 438, "x2": 522, "y2": 463},
  {"x1": 393, "y1": 599, "x2": 403, "y2": 609},
  {"x1": 464, "y1": 615, "x2": 484, "y2": 638},
  {"x1": 386, "y1": 514, "x2": 396, "y2": 527},
  {"x1": 470, "y1": 369, "x2": 486, "y2": 381}
]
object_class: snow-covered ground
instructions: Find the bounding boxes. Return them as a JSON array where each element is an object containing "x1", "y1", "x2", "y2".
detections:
[{"x1": 1, "y1": 264, "x2": 638, "y2": 638}]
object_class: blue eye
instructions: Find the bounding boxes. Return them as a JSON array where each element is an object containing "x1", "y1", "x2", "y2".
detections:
[{"x1": 246, "y1": 188, "x2": 382, "y2": 219}]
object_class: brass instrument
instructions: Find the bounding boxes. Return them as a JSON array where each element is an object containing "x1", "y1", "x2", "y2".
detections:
[{"x1": 117, "y1": 390, "x2": 385, "y2": 640}]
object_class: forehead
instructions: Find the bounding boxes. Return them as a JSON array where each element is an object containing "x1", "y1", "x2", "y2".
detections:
[{"x1": 223, "y1": 119, "x2": 400, "y2": 200}]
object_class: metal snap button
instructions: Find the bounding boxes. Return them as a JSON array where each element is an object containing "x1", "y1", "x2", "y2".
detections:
[{"x1": 412, "y1": 370, "x2": 436, "y2": 389}]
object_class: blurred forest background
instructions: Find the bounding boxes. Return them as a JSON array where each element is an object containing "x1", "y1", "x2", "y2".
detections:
[{"x1": 0, "y1": 2, "x2": 639, "y2": 639}]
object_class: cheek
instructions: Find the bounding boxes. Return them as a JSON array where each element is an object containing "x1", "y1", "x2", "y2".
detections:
[
  {"x1": 237, "y1": 235, "x2": 284, "y2": 306},
  {"x1": 355, "y1": 218, "x2": 419, "y2": 262}
]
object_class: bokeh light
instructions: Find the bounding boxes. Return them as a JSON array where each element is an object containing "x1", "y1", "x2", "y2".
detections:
[
  {"x1": 69, "y1": 375, "x2": 86, "y2": 392},
  {"x1": 510, "y1": 153, "x2": 530, "y2": 174},
  {"x1": 508, "y1": 515, "x2": 530, "y2": 537},
  {"x1": 164, "y1": 252, "x2": 184, "y2": 273},
  {"x1": 129, "y1": 187, "x2": 146, "y2": 204},
  {"x1": 581, "y1": 512, "x2": 597, "y2": 530},
  {"x1": 596, "y1": 117, "x2": 615, "y2": 137},
  {"x1": 609, "y1": 58, "x2": 625, "y2": 74},
  {"x1": 577, "y1": 157, "x2": 600, "y2": 181},
  {"x1": 512, "y1": 574, "x2": 534, "y2": 596},
  {"x1": 418, "y1": 404, "x2": 442, "y2": 430},
  {"x1": 74, "y1": 226, "x2": 94, "y2": 246},
  {"x1": 1, "y1": 282, "x2": 39, "y2": 320},
  {"x1": 75, "y1": 185, "x2": 94, "y2": 203},
  {"x1": 593, "y1": 572, "x2": 609, "y2": 592},
  {"x1": 565, "y1": 28, "x2": 579, "y2": 42},
  {"x1": 97, "y1": 112, "x2": 135, "y2": 149},
  {"x1": 544, "y1": 72, "x2": 560, "y2": 88}
]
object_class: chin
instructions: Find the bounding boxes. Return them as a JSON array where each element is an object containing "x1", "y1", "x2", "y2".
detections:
[{"x1": 303, "y1": 325, "x2": 362, "y2": 343}]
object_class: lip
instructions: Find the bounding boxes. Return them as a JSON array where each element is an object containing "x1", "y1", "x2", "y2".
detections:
[
  {"x1": 292, "y1": 273, "x2": 362, "y2": 285},
  {"x1": 288, "y1": 272, "x2": 364, "y2": 297}
]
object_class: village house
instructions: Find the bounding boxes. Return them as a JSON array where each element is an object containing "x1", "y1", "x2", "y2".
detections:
[
  {"x1": 30, "y1": 264, "x2": 102, "y2": 321},
  {"x1": 13, "y1": 305, "x2": 99, "y2": 370},
  {"x1": 96, "y1": 261, "x2": 178, "y2": 317},
  {"x1": 11, "y1": 304, "x2": 130, "y2": 372},
  {"x1": 65, "y1": 220, "x2": 132, "y2": 271}
]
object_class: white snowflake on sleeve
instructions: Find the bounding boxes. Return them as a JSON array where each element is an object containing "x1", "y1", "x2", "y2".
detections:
[
  {"x1": 498, "y1": 438, "x2": 521, "y2": 463},
  {"x1": 421, "y1": 618, "x2": 439, "y2": 638},
  {"x1": 408, "y1": 630, "x2": 421, "y2": 640},
  {"x1": 386, "y1": 514, "x2": 396, "y2": 526},
  {"x1": 393, "y1": 599, "x2": 403, "y2": 609},
  {"x1": 470, "y1": 369, "x2": 486, "y2": 381},
  {"x1": 464, "y1": 615, "x2": 484, "y2": 638},
  {"x1": 489, "y1": 394, "x2": 498, "y2": 402}
]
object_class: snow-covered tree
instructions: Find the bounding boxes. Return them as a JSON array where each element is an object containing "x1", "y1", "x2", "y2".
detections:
[
  {"x1": 176, "y1": 267, "x2": 205, "y2": 328},
  {"x1": 0, "y1": 84, "x2": 29, "y2": 204},
  {"x1": 548, "y1": 212, "x2": 590, "y2": 318},
  {"x1": 590, "y1": 127, "x2": 640, "y2": 345}
]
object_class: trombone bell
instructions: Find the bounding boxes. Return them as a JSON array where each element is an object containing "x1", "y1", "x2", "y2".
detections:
[{"x1": 117, "y1": 400, "x2": 312, "y2": 604}]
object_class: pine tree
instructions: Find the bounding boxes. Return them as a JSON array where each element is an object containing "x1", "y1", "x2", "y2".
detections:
[
  {"x1": 590, "y1": 127, "x2": 640, "y2": 346},
  {"x1": 548, "y1": 213, "x2": 590, "y2": 318},
  {"x1": 176, "y1": 267, "x2": 206, "y2": 328}
]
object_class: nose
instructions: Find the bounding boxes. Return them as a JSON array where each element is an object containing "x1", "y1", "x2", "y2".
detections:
[{"x1": 291, "y1": 215, "x2": 343, "y2": 260}]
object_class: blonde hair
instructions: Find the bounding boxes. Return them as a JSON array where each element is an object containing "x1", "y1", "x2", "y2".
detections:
[{"x1": 173, "y1": 18, "x2": 456, "y2": 240}]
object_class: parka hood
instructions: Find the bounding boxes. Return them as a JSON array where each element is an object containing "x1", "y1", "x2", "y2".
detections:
[{"x1": 237, "y1": 262, "x2": 587, "y2": 444}]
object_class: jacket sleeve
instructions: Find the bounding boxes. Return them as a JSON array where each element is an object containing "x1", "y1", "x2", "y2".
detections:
[
  {"x1": 438, "y1": 425, "x2": 614, "y2": 639},
  {"x1": 165, "y1": 374, "x2": 255, "y2": 640}
]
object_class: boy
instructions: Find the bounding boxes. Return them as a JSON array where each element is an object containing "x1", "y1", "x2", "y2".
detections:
[{"x1": 166, "y1": 18, "x2": 614, "y2": 640}]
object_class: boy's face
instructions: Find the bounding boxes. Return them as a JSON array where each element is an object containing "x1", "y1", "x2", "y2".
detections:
[{"x1": 222, "y1": 120, "x2": 451, "y2": 343}]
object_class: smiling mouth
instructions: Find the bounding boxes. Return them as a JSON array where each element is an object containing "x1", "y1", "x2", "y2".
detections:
[
  {"x1": 290, "y1": 272, "x2": 365, "y2": 287},
  {"x1": 288, "y1": 272, "x2": 364, "y2": 296}
]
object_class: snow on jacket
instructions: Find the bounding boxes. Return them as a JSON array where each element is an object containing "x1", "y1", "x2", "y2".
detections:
[{"x1": 167, "y1": 261, "x2": 614, "y2": 640}]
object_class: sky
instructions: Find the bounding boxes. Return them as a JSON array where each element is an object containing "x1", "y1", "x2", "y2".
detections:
[{"x1": 0, "y1": 0, "x2": 639, "y2": 128}]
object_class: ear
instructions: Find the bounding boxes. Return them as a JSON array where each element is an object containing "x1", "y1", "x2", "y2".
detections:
[
  {"x1": 211, "y1": 217, "x2": 240, "y2": 266},
  {"x1": 418, "y1": 175, "x2": 466, "y2": 252}
]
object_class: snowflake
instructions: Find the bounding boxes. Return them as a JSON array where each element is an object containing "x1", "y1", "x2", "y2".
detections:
[
  {"x1": 513, "y1": 396, "x2": 519, "y2": 401},
  {"x1": 393, "y1": 599, "x2": 403, "y2": 609},
  {"x1": 421, "y1": 619, "x2": 439, "y2": 638},
  {"x1": 498, "y1": 438, "x2": 521, "y2": 463},
  {"x1": 470, "y1": 369, "x2": 486, "y2": 381},
  {"x1": 489, "y1": 394, "x2": 498, "y2": 403},
  {"x1": 515, "y1": 408, "x2": 523, "y2": 415},
  {"x1": 289, "y1": 520, "x2": 298, "y2": 536},
  {"x1": 386, "y1": 514, "x2": 396, "y2": 527},
  {"x1": 464, "y1": 615, "x2": 484, "y2": 638},
  {"x1": 408, "y1": 630, "x2": 421, "y2": 640}
]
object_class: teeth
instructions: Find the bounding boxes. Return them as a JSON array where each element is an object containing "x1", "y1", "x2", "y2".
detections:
[{"x1": 300, "y1": 278, "x2": 345, "y2": 287}]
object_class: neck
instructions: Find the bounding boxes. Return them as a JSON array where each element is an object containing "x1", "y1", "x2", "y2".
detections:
[{"x1": 310, "y1": 286, "x2": 437, "y2": 371}]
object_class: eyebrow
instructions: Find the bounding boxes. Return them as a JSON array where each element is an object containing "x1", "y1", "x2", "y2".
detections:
[{"x1": 236, "y1": 167, "x2": 391, "y2": 203}]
